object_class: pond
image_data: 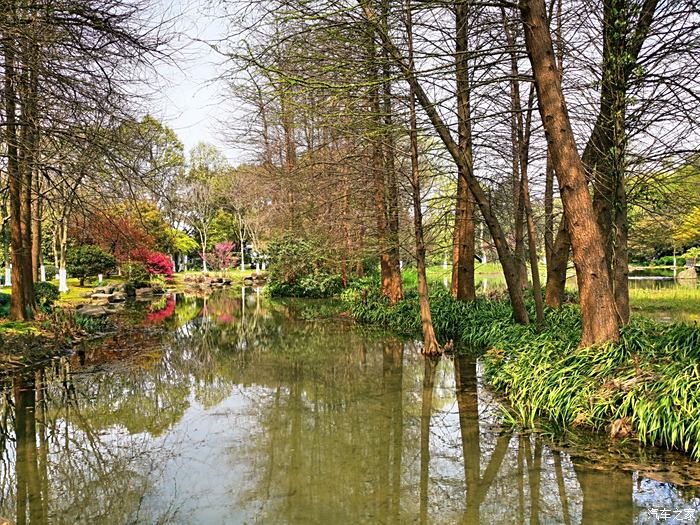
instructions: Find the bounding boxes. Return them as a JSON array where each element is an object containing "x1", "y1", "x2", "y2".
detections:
[{"x1": 1, "y1": 290, "x2": 699, "y2": 524}]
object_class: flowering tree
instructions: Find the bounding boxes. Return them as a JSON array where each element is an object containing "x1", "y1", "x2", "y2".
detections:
[{"x1": 204, "y1": 241, "x2": 238, "y2": 273}]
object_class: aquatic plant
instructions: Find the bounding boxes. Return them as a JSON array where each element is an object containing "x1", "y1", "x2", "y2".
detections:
[{"x1": 342, "y1": 279, "x2": 700, "y2": 459}]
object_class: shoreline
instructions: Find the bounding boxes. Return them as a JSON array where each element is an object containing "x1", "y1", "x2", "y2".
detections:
[{"x1": 341, "y1": 283, "x2": 700, "y2": 460}]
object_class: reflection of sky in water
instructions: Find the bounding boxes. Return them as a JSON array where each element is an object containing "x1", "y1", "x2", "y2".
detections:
[{"x1": 1, "y1": 293, "x2": 699, "y2": 524}]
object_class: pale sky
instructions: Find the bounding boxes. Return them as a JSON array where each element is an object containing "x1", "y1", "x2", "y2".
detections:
[{"x1": 147, "y1": 0, "x2": 243, "y2": 164}]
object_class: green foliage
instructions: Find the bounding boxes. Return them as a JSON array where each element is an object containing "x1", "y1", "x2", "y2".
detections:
[
  {"x1": 73, "y1": 313, "x2": 114, "y2": 333},
  {"x1": 34, "y1": 282, "x2": 60, "y2": 312},
  {"x1": 173, "y1": 229, "x2": 198, "y2": 254},
  {"x1": 67, "y1": 245, "x2": 117, "y2": 285},
  {"x1": 125, "y1": 261, "x2": 150, "y2": 286},
  {"x1": 44, "y1": 263, "x2": 58, "y2": 278},
  {"x1": 267, "y1": 236, "x2": 344, "y2": 298},
  {"x1": 683, "y1": 246, "x2": 700, "y2": 260},
  {"x1": 209, "y1": 209, "x2": 241, "y2": 248},
  {"x1": 343, "y1": 278, "x2": 700, "y2": 459},
  {"x1": 0, "y1": 292, "x2": 9, "y2": 318}
]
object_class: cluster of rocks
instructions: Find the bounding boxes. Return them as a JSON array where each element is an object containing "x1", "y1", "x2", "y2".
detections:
[
  {"x1": 244, "y1": 272, "x2": 268, "y2": 287},
  {"x1": 76, "y1": 282, "x2": 167, "y2": 318},
  {"x1": 183, "y1": 274, "x2": 234, "y2": 290}
]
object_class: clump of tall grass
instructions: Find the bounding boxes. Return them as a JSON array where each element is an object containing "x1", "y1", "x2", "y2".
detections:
[{"x1": 342, "y1": 279, "x2": 700, "y2": 459}]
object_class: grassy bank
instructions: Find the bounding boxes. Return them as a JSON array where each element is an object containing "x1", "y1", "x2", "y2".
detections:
[{"x1": 342, "y1": 282, "x2": 700, "y2": 460}]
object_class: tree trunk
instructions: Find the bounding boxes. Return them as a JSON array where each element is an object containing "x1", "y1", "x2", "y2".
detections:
[
  {"x1": 31, "y1": 174, "x2": 41, "y2": 282},
  {"x1": 406, "y1": 0, "x2": 440, "y2": 355},
  {"x1": 5, "y1": 26, "x2": 36, "y2": 320},
  {"x1": 520, "y1": 0, "x2": 619, "y2": 345},
  {"x1": 369, "y1": 29, "x2": 402, "y2": 305},
  {"x1": 591, "y1": 0, "x2": 631, "y2": 324},
  {"x1": 545, "y1": 218, "x2": 570, "y2": 308},
  {"x1": 544, "y1": 151, "x2": 555, "y2": 264},
  {"x1": 544, "y1": 0, "x2": 657, "y2": 316},
  {"x1": 381, "y1": 0, "x2": 403, "y2": 305},
  {"x1": 366, "y1": 11, "x2": 529, "y2": 324},
  {"x1": 451, "y1": 0, "x2": 476, "y2": 302},
  {"x1": 519, "y1": 87, "x2": 546, "y2": 329}
]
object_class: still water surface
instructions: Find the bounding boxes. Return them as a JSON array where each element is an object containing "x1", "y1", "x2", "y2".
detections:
[{"x1": 1, "y1": 290, "x2": 699, "y2": 524}]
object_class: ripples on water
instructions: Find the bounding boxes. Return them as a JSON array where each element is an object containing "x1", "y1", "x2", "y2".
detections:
[{"x1": 0, "y1": 289, "x2": 698, "y2": 524}]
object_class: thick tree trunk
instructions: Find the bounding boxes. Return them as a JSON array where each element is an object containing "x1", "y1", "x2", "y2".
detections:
[
  {"x1": 590, "y1": 0, "x2": 631, "y2": 324},
  {"x1": 368, "y1": 30, "x2": 402, "y2": 305},
  {"x1": 381, "y1": 1, "x2": 403, "y2": 305},
  {"x1": 451, "y1": 177, "x2": 476, "y2": 301},
  {"x1": 521, "y1": 0, "x2": 619, "y2": 345},
  {"x1": 544, "y1": 0, "x2": 657, "y2": 316},
  {"x1": 451, "y1": 0, "x2": 476, "y2": 302},
  {"x1": 5, "y1": 31, "x2": 36, "y2": 320}
]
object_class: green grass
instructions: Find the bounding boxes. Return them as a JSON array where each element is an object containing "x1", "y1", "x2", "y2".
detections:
[{"x1": 342, "y1": 279, "x2": 700, "y2": 459}]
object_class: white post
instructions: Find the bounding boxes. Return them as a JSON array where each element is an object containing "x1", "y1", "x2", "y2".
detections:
[
  {"x1": 183, "y1": 254, "x2": 189, "y2": 272},
  {"x1": 256, "y1": 261, "x2": 260, "y2": 272},
  {"x1": 98, "y1": 273, "x2": 103, "y2": 284},
  {"x1": 442, "y1": 255, "x2": 448, "y2": 270},
  {"x1": 262, "y1": 260, "x2": 266, "y2": 271},
  {"x1": 40, "y1": 265, "x2": 46, "y2": 282},
  {"x1": 400, "y1": 260, "x2": 403, "y2": 271},
  {"x1": 58, "y1": 268, "x2": 69, "y2": 293},
  {"x1": 673, "y1": 246, "x2": 677, "y2": 279},
  {"x1": 4, "y1": 265, "x2": 11, "y2": 287}
]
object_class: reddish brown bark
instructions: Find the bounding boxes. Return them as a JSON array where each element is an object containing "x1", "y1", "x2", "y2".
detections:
[
  {"x1": 4, "y1": 25, "x2": 36, "y2": 320},
  {"x1": 451, "y1": 0, "x2": 476, "y2": 302},
  {"x1": 545, "y1": 218, "x2": 570, "y2": 308},
  {"x1": 406, "y1": 0, "x2": 439, "y2": 355},
  {"x1": 521, "y1": 0, "x2": 619, "y2": 345}
]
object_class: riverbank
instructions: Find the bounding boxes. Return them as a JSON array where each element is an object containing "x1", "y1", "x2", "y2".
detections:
[
  {"x1": 0, "y1": 270, "x2": 262, "y2": 370},
  {"x1": 342, "y1": 283, "x2": 700, "y2": 460}
]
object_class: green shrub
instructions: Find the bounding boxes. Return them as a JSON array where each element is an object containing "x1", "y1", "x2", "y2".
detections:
[
  {"x1": 652, "y1": 255, "x2": 686, "y2": 267},
  {"x1": 0, "y1": 292, "x2": 10, "y2": 318},
  {"x1": 34, "y1": 282, "x2": 60, "y2": 312},
  {"x1": 125, "y1": 261, "x2": 150, "y2": 286},
  {"x1": 266, "y1": 236, "x2": 345, "y2": 298},
  {"x1": 43, "y1": 263, "x2": 58, "y2": 279},
  {"x1": 67, "y1": 245, "x2": 117, "y2": 286}
]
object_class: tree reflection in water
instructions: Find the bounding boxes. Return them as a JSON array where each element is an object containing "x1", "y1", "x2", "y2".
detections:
[{"x1": 0, "y1": 289, "x2": 698, "y2": 524}]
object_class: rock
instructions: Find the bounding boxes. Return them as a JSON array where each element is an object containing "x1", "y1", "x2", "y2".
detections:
[
  {"x1": 110, "y1": 292, "x2": 127, "y2": 302},
  {"x1": 114, "y1": 283, "x2": 127, "y2": 292},
  {"x1": 94, "y1": 285, "x2": 115, "y2": 294},
  {"x1": 135, "y1": 287, "x2": 153, "y2": 297},
  {"x1": 91, "y1": 293, "x2": 114, "y2": 301},
  {"x1": 76, "y1": 305, "x2": 109, "y2": 318},
  {"x1": 243, "y1": 278, "x2": 254, "y2": 286},
  {"x1": 678, "y1": 267, "x2": 697, "y2": 280},
  {"x1": 106, "y1": 303, "x2": 125, "y2": 312}
]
